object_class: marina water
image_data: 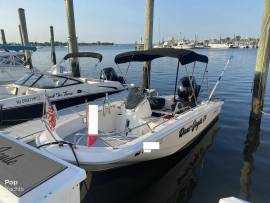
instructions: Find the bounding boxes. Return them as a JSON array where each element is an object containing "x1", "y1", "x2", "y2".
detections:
[{"x1": 32, "y1": 45, "x2": 270, "y2": 203}]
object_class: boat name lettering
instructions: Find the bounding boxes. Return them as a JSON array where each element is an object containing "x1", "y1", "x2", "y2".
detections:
[
  {"x1": 179, "y1": 115, "x2": 207, "y2": 137},
  {"x1": 48, "y1": 91, "x2": 73, "y2": 99},
  {"x1": 0, "y1": 147, "x2": 24, "y2": 166},
  {"x1": 16, "y1": 95, "x2": 41, "y2": 105}
]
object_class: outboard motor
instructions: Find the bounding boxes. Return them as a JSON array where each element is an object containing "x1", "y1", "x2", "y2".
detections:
[
  {"x1": 100, "y1": 67, "x2": 125, "y2": 84},
  {"x1": 177, "y1": 76, "x2": 200, "y2": 102}
]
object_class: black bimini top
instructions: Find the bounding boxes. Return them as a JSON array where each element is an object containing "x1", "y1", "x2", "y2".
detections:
[
  {"x1": 114, "y1": 48, "x2": 208, "y2": 65},
  {"x1": 64, "y1": 52, "x2": 103, "y2": 62}
]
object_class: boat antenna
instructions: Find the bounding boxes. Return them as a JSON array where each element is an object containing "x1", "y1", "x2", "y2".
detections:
[
  {"x1": 208, "y1": 56, "x2": 233, "y2": 102},
  {"x1": 173, "y1": 59, "x2": 181, "y2": 102}
]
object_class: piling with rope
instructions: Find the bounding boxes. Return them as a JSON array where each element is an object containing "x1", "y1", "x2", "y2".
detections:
[
  {"x1": 142, "y1": 0, "x2": 154, "y2": 89},
  {"x1": 251, "y1": 0, "x2": 270, "y2": 120}
]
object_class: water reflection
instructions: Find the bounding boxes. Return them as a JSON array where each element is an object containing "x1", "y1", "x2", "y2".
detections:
[
  {"x1": 81, "y1": 120, "x2": 220, "y2": 203},
  {"x1": 239, "y1": 114, "x2": 261, "y2": 201}
]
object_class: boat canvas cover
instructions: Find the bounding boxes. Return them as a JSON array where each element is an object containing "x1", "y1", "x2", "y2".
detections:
[
  {"x1": 0, "y1": 135, "x2": 66, "y2": 197},
  {"x1": 114, "y1": 48, "x2": 208, "y2": 65},
  {"x1": 0, "y1": 45, "x2": 37, "y2": 52}
]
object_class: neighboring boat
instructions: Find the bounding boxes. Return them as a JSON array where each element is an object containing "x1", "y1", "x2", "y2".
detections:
[
  {"x1": 153, "y1": 43, "x2": 163, "y2": 48},
  {"x1": 172, "y1": 40, "x2": 194, "y2": 49},
  {"x1": 208, "y1": 43, "x2": 230, "y2": 49},
  {"x1": 36, "y1": 48, "x2": 224, "y2": 171},
  {"x1": 228, "y1": 43, "x2": 239, "y2": 48},
  {"x1": 194, "y1": 41, "x2": 209, "y2": 49},
  {"x1": 135, "y1": 37, "x2": 144, "y2": 50},
  {"x1": 0, "y1": 52, "x2": 126, "y2": 125},
  {"x1": 0, "y1": 45, "x2": 37, "y2": 84}
]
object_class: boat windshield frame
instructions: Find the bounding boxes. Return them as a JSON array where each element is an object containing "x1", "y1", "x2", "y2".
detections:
[{"x1": 15, "y1": 73, "x2": 83, "y2": 89}]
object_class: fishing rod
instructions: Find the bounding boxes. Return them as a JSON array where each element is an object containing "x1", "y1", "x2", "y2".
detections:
[{"x1": 208, "y1": 56, "x2": 233, "y2": 102}]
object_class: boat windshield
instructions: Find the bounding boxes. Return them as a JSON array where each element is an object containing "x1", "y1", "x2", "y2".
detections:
[
  {"x1": 15, "y1": 73, "x2": 81, "y2": 89},
  {"x1": 126, "y1": 87, "x2": 146, "y2": 109}
]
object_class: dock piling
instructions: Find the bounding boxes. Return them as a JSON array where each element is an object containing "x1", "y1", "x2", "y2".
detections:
[
  {"x1": 1, "y1": 29, "x2": 7, "y2": 44},
  {"x1": 50, "y1": 26, "x2": 56, "y2": 65},
  {"x1": 142, "y1": 0, "x2": 154, "y2": 89},
  {"x1": 18, "y1": 8, "x2": 32, "y2": 68},
  {"x1": 251, "y1": 0, "x2": 270, "y2": 120},
  {"x1": 18, "y1": 25, "x2": 24, "y2": 45},
  {"x1": 64, "y1": 0, "x2": 80, "y2": 77}
]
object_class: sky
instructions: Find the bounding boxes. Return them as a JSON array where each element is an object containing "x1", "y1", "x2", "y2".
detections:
[{"x1": 0, "y1": 0, "x2": 265, "y2": 43}]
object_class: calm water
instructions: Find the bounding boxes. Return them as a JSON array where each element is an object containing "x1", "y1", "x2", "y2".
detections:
[{"x1": 33, "y1": 46, "x2": 270, "y2": 203}]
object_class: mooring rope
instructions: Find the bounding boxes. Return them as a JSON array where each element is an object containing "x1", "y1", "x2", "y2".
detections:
[
  {"x1": 261, "y1": 110, "x2": 270, "y2": 116},
  {"x1": 261, "y1": 102, "x2": 270, "y2": 116}
]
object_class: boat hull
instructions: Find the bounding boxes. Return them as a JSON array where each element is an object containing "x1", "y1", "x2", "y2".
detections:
[{"x1": 80, "y1": 116, "x2": 219, "y2": 171}]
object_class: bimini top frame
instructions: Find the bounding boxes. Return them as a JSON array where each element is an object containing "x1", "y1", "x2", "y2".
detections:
[
  {"x1": 62, "y1": 52, "x2": 103, "y2": 62},
  {"x1": 114, "y1": 48, "x2": 209, "y2": 103},
  {"x1": 114, "y1": 48, "x2": 208, "y2": 65}
]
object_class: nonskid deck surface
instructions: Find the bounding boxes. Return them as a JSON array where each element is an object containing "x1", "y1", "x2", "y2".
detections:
[
  {"x1": 64, "y1": 128, "x2": 136, "y2": 148},
  {"x1": 63, "y1": 98, "x2": 200, "y2": 148}
]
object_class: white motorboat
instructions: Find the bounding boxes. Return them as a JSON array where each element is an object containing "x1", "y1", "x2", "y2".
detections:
[
  {"x1": 0, "y1": 45, "x2": 37, "y2": 84},
  {"x1": 172, "y1": 40, "x2": 194, "y2": 49},
  {"x1": 36, "y1": 48, "x2": 224, "y2": 171},
  {"x1": 208, "y1": 43, "x2": 230, "y2": 49},
  {"x1": 0, "y1": 52, "x2": 126, "y2": 125}
]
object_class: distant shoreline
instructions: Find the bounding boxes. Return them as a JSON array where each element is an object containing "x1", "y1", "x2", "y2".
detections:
[{"x1": 4, "y1": 41, "x2": 114, "y2": 47}]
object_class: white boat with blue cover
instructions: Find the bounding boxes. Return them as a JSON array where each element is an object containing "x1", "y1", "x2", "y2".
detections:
[{"x1": 36, "y1": 48, "x2": 225, "y2": 171}]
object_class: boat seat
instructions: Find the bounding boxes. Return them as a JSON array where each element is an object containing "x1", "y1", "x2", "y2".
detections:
[{"x1": 148, "y1": 96, "x2": 166, "y2": 109}]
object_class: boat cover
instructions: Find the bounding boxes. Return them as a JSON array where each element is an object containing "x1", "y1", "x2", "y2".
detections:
[
  {"x1": 0, "y1": 45, "x2": 37, "y2": 52},
  {"x1": 114, "y1": 48, "x2": 208, "y2": 65},
  {"x1": 0, "y1": 135, "x2": 66, "y2": 197}
]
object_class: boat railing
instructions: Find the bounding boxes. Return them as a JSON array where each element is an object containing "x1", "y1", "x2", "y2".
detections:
[{"x1": 0, "y1": 53, "x2": 25, "y2": 66}]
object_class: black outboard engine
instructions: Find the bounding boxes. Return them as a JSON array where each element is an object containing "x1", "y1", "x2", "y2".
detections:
[
  {"x1": 177, "y1": 76, "x2": 200, "y2": 102},
  {"x1": 100, "y1": 67, "x2": 125, "y2": 84}
]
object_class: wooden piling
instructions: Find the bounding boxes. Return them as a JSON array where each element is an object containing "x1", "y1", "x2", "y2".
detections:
[
  {"x1": 18, "y1": 25, "x2": 24, "y2": 45},
  {"x1": 18, "y1": 8, "x2": 32, "y2": 68},
  {"x1": 142, "y1": 0, "x2": 154, "y2": 89},
  {"x1": 64, "y1": 0, "x2": 80, "y2": 77},
  {"x1": 240, "y1": 112, "x2": 261, "y2": 200},
  {"x1": 251, "y1": 0, "x2": 270, "y2": 120},
  {"x1": 1, "y1": 29, "x2": 7, "y2": 44},
  {"x1": 50, "y1": 26, "x2": 56, "y2": 65}
]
